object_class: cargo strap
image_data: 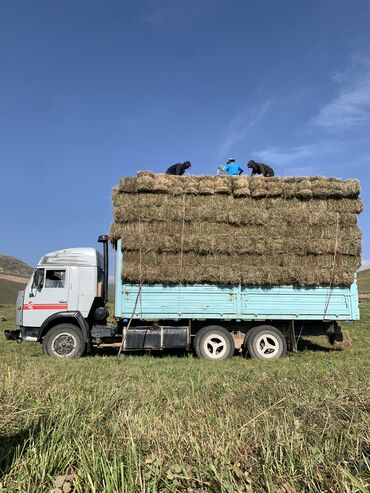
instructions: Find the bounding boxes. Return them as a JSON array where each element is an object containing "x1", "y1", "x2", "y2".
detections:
[
  {"x1": 118, "y1": 284, "x2": 142, "y2": 357},
  {"x1": 177, "y1": 194, "x2": 187, "y2": 316},
  {"x1": 323, "y1": 213, "x2": 340, "y2": 321},
  {"x1": 118, "y1": 196, "x2": 144, "y2": 357}
]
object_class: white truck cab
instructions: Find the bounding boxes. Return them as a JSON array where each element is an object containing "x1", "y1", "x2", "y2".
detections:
[
  {"x1": 7, "y1": 237, "x2": 110, "y2": 358},
  {"x1": 21, "y1": 247, "x2": 103, "y2": 329}
]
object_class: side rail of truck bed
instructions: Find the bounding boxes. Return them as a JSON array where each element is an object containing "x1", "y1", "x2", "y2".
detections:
[{"x1": 116, "y1": 282, "x2": 359, "y2": 322}]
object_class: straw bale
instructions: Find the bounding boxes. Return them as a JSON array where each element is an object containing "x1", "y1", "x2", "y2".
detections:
[
  {"x1": 121, "y1": 251, "x2": 359, "y2": 286},
  {"x1": 117, "y1": 177, "x2": 136, "y2": 193},
  {"x1": 117, "y1": 173, "x2": 361, "y2": 198},
  {"x1": 111, "y1": 173, "x2": 362, "y2": 287},
  {"x1": 231, "y1": 176, "x2": 251, "y2": 197},
  {"x1": 112, "y1": 221, "x2": 361, "y2": 257},
  {"x1": 113, "y1": 194, "x2": 233, "y2": 224},
  {"x1": 326, "y1": 199, "x2": 364, "y2": 214},
  {"x1": 112, "y1": 192, "x2": 362, "y2": 226}
]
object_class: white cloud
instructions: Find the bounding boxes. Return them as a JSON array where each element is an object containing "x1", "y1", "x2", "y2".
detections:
[
  {"x1": 312, "y1": 54, "x2": 370, "y2": 129},
  {"x1": 254, "y1": 145, "x2": 317, "y2": 166},
  {"x1": 252, "y1": 142, "x2": 337, "y2": 172},
  {"x1": 359, "y1": 259, "x2": 370, "y2": 271},
  {"x1": 220, "y1": 100, "x2": 272, "y2": 155},
  {"x1": 141, "y1": 0, "x2": 170, "y2": 25}
]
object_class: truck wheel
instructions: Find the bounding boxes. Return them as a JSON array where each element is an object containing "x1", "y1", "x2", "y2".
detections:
[
  {"x1": 194, "y1": 325, "x2": 235, "y2": 360},
  {"x1": 42, "y1": 324, "x2": 85, "y2": 359},
  {"x1": 246, "y1": 325, "x2": 287, "y2": 360}
]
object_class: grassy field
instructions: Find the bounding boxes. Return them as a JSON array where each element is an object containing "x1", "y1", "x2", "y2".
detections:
[
  {"x1": 358, "y1": 269, "x2": 370, "y2": 294},
  {"x1": 0, "y1": 304, "x2": 369, "y2": 493},
  {"x1": 0, "y1": 279, "x2": 27, "y2": 305},
  {"x1": 0, "y1": 254, "x2": 31, "y2": 304}
]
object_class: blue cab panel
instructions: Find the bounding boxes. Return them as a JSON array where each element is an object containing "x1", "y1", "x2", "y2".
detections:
[{"x1": 115, "y1": 241, "x2": 359, "y2": 321}]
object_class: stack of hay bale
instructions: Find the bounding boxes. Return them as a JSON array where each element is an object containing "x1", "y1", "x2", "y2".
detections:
[{"x1": 110, "y1": 172, "x2": 363, "y2": 287}]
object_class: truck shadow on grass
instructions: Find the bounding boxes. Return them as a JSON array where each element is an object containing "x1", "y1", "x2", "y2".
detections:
[
  {"x1": 296, "y1": 337, "x2": 338, "y2": 352},
  {"x1": 91, "y1": 341, "x2": 340, "y2": 359},
  {"x1": 0, "y1": 424, "x2": 38, "y2": 478},
  {"x1": 90, "y1": 338, "x2": 342, "y2": 358},
  {"x1": 91, "y1": 347, "x2": 191, "y2": 358}
]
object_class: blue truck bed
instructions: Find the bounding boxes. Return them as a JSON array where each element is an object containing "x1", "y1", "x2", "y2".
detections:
[{"x1": 115, "y1": 242, "x2": 359, "y2": 322}]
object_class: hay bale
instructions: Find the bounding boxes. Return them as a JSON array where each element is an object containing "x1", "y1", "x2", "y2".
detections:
[
  {"x1": 116, "y1": 173, "x2": 361, "y2": 198},
  {"x1": 112, "y1": 193, "x2": 361, "y2": 227},
  {"x1": 112, "y1": 193, "x2": 234, "y2": 224},
  {"x1": 111, "y1": 173, "x2": 362, "y2": 287},
  {"x1": 117, "y1": 177, "x2": 137, "y2": 193},
  {"x1": 121, "y1": 251, "x2": 359, "y2": 286},
  {"x1": 326, "y1": 199, "x2": 364, "y2": 214},
  {"x1": 115, "y1": 220, "x2": 361, "y2": 257},
  {"x1": 231, "y1": 176, "x2": 250, "y2": 197}
]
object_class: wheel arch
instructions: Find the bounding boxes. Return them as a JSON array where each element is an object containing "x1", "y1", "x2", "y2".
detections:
[{"x1": 38, "y1": 311, "x2": 90, "y2": 343}]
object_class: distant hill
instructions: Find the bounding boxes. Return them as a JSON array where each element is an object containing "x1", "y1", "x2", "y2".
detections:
[
  {"x1": 0, "y1": 254, "x2": 33, "y2": 304},
  {"x1": 0, "y1": 254, "x2": 33, "y2": 278},
  {"x1": 357, "y1": 269, "x2": 370, "y2": 294}
]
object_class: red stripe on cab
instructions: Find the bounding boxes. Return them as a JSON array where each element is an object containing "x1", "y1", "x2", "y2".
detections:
[{"x1": 23, "y1": 304, "x2": 68, "y2": 310}]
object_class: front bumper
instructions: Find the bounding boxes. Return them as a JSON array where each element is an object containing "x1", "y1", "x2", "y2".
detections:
[{"x1": 4, "y1": 329, "x2": 21, "y2": 341}]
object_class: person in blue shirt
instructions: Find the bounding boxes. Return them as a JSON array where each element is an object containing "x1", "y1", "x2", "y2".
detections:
[{"x1": 218, "y1": 158, "x2": 244, "y2": 175}]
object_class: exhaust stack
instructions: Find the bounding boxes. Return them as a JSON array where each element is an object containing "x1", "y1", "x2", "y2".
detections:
[{"x1": 98, "y1": 234, "x2": 109, "y2": 304}]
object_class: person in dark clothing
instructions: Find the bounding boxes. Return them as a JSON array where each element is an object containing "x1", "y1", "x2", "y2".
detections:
[
  {"x1": 166, "y1": 161, "x2": 191, "y2": 175},
  {"x1": 247, "y1": 160, "x2": 275, "y2": 177}
]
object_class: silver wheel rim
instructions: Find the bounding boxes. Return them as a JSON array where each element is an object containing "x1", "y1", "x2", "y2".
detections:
[
  {"x1": 51, "y1": 333, "x2": 77, "y2": 357},
  {"x1": 203, "y1": 333, "x2": 227, "y2": 359},
  {"x1": 255, "y1": 333, "x2": 280, "y2": 359}
]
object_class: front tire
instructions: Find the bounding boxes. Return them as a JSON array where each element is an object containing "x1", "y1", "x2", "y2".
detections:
[
  {"x1": 246, "y1": 325, "x2": 287, "y2": 360},
  {"x1": 194, "y1": 325, "x2": 235, "y2": 360},
  {"x1": 42, "y1": 324, "x2": 85, "y2": 359}
]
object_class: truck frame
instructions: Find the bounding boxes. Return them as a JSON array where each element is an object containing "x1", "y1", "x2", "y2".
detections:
[{"x1": 4, "y1": 235, "x2": 360, "y2": 360}]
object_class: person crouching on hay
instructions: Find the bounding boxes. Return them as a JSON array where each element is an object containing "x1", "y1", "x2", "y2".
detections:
[
  {"x1": 218, "y1": 158, "x2": 244, "y2": 175},
  {"x1": 247, "y1": 160, "x2": 275, "y2": 177},
  {"x1": 166, "y1": 161, "x2": 192, "y2": 175}
]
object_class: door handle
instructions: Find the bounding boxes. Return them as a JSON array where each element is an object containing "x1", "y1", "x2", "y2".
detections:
[{"x1": 59, "y1": 300, "x2": 67, "y2": 303}]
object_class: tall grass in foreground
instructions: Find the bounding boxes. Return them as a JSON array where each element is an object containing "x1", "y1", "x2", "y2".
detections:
[{"x1": 0, "y1": 303, "x2": 369, "y2": 492}]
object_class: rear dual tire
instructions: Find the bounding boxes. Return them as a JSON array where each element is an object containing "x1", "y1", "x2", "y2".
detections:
[
  {"x1": 193, "y1": 324, "x2": 287, "y2": 361},
  {"x1": 194, "y1": 325, "x2": 235, "y2": 360},
  {"x1": 245, "y1": 325, "x2": 287, "y2": 360}
]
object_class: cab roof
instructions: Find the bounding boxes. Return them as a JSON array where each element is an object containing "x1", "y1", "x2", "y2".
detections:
[{"x1": 38, "y1": 248, "x2": 103, "y2": 269}]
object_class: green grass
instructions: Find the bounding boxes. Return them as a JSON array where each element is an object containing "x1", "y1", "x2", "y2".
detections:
[
  {"x1": 0, "y1": 304, "x2": 369, "y2": 492},
  {"x1": 0, "y1": 280, "x2": 27, "y2": 305},
  {"x1": 358, "y1": 269, "x2": 370, "y2": 294}
]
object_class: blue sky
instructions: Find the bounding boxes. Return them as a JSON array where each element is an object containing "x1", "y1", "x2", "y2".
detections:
[{"x1": 0, "y1": 0, "x2": 369, "y2": 267}]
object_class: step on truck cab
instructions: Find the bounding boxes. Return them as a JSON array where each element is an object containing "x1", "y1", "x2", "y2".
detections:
[{"x1": 5, "y1": 235, "x2": 360, "y2": 360}]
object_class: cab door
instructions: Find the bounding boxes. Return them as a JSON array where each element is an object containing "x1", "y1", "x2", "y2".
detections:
[{"x1": 23, "y1": 268, "x2": 70, "y2": 327}]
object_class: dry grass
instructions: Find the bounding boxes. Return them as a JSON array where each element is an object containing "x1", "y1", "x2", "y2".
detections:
[
  {"x1": 120, "y1": 251, "x2": 358, "y2": 285},
  {"x1": 113, "y1": 221, "x2": 361, "y2": 256},
  {"x1": 116, "y1": 172, "x2": 361, "y2": 198},
  {"x1": 110, "y1": 174, "x2": 362, "y2": 286},
  {"x1": 0, "y1": 303, "x2": 369, "y2": 492},
  {"x1": 112, "y1": 194, "x2": 363, "y2": 224}
]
